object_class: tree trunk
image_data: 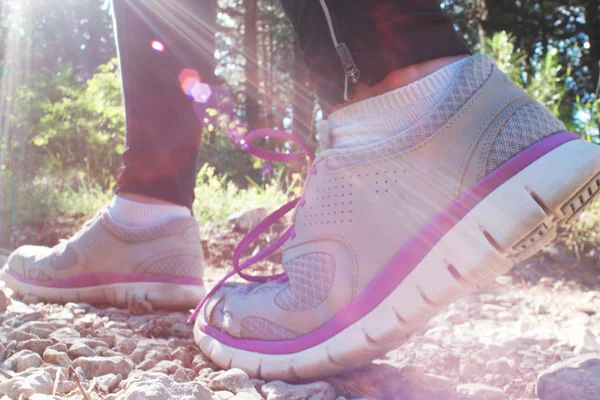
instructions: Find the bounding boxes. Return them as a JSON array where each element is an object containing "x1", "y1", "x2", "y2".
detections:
[
  {"x1": 584, "y1": 0, "x2": 600, "y2": 94},
  {"x1": 291, "y1": 42, "x2": 314, "y2": 143},
  {"x1": 244, "y1": 0, "x2": 261, "y2": 132}
]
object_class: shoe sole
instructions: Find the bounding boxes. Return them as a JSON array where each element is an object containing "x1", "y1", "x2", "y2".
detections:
[
  {"x1": 1, "y1": 272, "x2": 206, "y2": 310},
  {"x1": 195, "y1": 136, "x2": 600, "y2": 381}
]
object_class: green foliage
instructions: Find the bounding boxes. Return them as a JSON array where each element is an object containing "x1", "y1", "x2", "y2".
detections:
[
  {"x1": 192, "y1": 163, "x2": 295, "y2": 226},
  {"x1": 487, "y1": 32, "x2": 567, "y2": 114},
  {"x1": 36, "y1": 58, "x2": 125, "y2": 189}
]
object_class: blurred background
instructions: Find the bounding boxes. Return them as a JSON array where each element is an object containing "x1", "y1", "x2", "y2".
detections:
[{"x1": 0, "y1": 0, "x2": 598, "y2": 250}]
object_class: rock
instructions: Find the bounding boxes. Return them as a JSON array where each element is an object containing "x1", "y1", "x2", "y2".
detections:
[
  {"x1": 74, "y1": 338, "x2": 109, "y2": 350},
  {"x1": 460, "y1": 359, "x2": 480, "y2": 378},
  {"x1": 145, "y1": 349, "x2": 170, "y2": 363},
  {"x1": 261, "y1": 381, "x2": 336, "y2": 400},
  {"x1": 7, "y1": 330, "x2": 38, "y2": 342},
  {"x1": 73, "y1": 356, "x2": 135, "y2": 379},
  {"x1": 191, "y1": 354, "x2": 214, "y2": 372},
  {"x1": 0, "y1": 370, "x2": 53, "y2": 398},
  {"x1": 536, "y1": 353, "x2": 600, "y2": 400},
  {"x1": 0, "y1": 290, "x2": 11, "y2": 311},
  {"x1": 214, "y1": 391, "x2": 235, "y2": 400},
  {"x1": 96, "y1": 373, "x2": 123, "y2": 392},
  {"x1": 47, "y1": 309, "x2": 75, "y2": 322},
  {"x1": 29, "y1": 395, "x2": 64, "y2": 400},
  {"x1": 128, "y1": 296, "x2": 153, "y2": 316},
  {"x1": 138, "y1": 359, "x2": 157, "y2": 371},
  {"x1": 209, "y1": 369, "x2": 262, "y2": 399},
  {"x1": 149, "y1": 360, "x2": 181, "y2": 375},
  {"x1": 17, "y1": 339, "x2": 53, "y2": 356},
  {"x1": 173, "y1": 368, "x2": 193, "y2": 382},
  {"x1": 486, "y1": 357, "x2": 515, "y2": 374},
  {"x1": 29, "y1": 327, "x2": 54, "y2": 339},
  {"x1": 48, "y1": 327, "x2": 81, "y2": 345},
  {"x1": 0, "y1": 343, "x2": 5, "y2": 362},
  {"x1": 42, "y1": 349, "x2": 71, "y2": 367},
  {"x1": 228, "y1": 207, "x2": 268, "y2": 231},
  {"x1": 457, "y1": 383, "x2": 507, "y2": 400},
  {"x1": 118, "y1": 372, "x2": 212, "y2": 399},
  {"x1": 22, "y1": 294, "x2": 40, "y2": 305},
  {"x1": 4, "y1": 350, "x2": 44, "y2": 372},
  {"x1": 68, "y1": 342, "x2": 97, "y2": 359},
  {"x1": 171, "y1": 347, "x2": 194, "y2": 368},
  {"x1": 49, "y1": 343, "x2": 69, "y2": 353},
  {"x1": 30, "y1": 395, "x2": 64, "y2": 400},
  {"x1": 445, "y1": 309, "x2": 469, "y2": 325}
]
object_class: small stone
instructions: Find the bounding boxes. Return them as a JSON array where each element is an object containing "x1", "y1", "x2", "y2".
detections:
[
  {"x1": 30, "y1": 327, "x2": 54, "y2": 339},
  {"x1": 445, "y1": 309, "x2": 469, "y2": 325},
  {"x1": 210, "y1": 369, "x2": 263, "y2": 399},
  {"x1": 0, "y1": 370, "x2": 53, "y2": 398},
  {"x1": 48, "y1": 327, "x2": 81, "y2": 345},
  {"x1": 119, "y1": 371, "x2": 212, "y2": 399},
  {"x1": 47, "y1": 309, "x2": 74, "y2": 322},
  {"x1": 192, "y1": 354, "x2": 214, "y2": 372},
  {"x1": 173, "y1": 368, "x2": 191, "y2": 382},
  {"x1": 22, "y1": 294, "x2": 40, "y2": 305},
  {"x1": 72, "y1": 356, "x2": 134, "y2": 379},
  {"x1": 42, "y1": 349, "x2": 71, "y2": 367},
  {"x1": 68, "y1": 342, "x2": 97, "y2": 359},
  {"x1": 457, "y1": 383, "x2": 507, "y2": 400},
  {"x1": 0, "y1": 290, "x2": 11, "y2": 311},
  {"x1": 536, "y1": 353, "x2": 600, "y2": 400},
  {"x1": 96, "y1": 373, "x2": 123, "y2": 392},
  {"x1": 261, "y1": 380, "x2": 336, "y2": 400},
  {"x1": 4, "y1": 350, "x2": 44, "y2": 372},
  {"x1": 138, "y1": 359, "x2": 158, "y2": 371},
  {"x1": 171, "y1": 347, "x2": 193, "y2": 368},
  {"x1": 486, "y1": 357, "x2": 515, "y2": 374},
  {"x1": 150, "y1": 360, "x2": 181, "y2": 375},
  {"x1": 17, "y1": 339, "x2": 53, "y2": 356},
  {"x1": 49, "y1": 343, "x2": 69, "y2": 353},
  {"x1": 228, "y1": 207, "x2": 268, "y2": 231},
  {"x1": 214, "y1": 391, "x2": 235, "y2": 400},
  {"x1": 460, "y1": 360, "x2": 480, "y2": 378},
  {"x1": 7, "y1": 330, "x2": 38, "y2": 342},
  {"x1": 145, "y1": 349, "x2": 170, "y2": 363},
  {"x1": 128, "y1": 296, "x2": 153, "y2": 316}
]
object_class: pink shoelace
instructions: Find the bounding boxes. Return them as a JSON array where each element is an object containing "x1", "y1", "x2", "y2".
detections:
[{"x1": 188, "y1": 129, "x2": 316, "y2": 323}]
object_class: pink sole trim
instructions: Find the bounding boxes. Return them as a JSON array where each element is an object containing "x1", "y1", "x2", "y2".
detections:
[
  {"x1": 5, "y1": 270, "x2": 204, "y2": 288},
  {"x1": 199, "y1": 132, "x2": 580, "y2": 354}
]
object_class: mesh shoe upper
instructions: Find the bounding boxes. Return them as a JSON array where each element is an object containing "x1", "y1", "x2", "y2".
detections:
[
  {"x1": 4, "y1": 209, "x2": 204, "y2": 285},
  {"x1": 201, "y1": 55, "x2": 567, "y2": 341}
]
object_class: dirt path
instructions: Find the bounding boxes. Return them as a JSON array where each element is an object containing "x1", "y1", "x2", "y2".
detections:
[{"x1": 1, "y1": 228, "x2": 599, "y2": 399}]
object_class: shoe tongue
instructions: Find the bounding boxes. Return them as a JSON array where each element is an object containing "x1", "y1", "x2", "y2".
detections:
[{"x1": 317, "y1": 120, "x2": 333, "y2": 150}]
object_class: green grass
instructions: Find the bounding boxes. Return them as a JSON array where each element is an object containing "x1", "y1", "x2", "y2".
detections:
[{"x1": 192, "y1": 163, "x2": 298, "y2": 226}]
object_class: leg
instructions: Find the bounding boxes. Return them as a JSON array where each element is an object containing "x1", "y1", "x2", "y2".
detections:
[
  {"x1": 113, "y1": 0, "x2": 216, "y2": 209},
  {"x1": 195, "y1": 0, "x2": 600, "y2": 380},
  {"x1": 2, "y1": 0, "x2": 216, "y2": 309},
  {"x1": 280, "y1": 0, "x2": 470, "y2": 111}
]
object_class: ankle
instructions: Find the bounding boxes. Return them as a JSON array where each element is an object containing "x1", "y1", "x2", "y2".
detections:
[
  {"x1": 117, "y1": 192, "x2": 182, "y2": 206},
  {"x1": 109, "y1": 194, "x2": 191, "y2": 228},
  {"x1": 341, "y1": 54, "x2": 470, "y2": 109}
]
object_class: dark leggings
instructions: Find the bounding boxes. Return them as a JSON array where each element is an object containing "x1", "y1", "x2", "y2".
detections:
[{"x1": 113, "y1": 0, "x2": 470, "y2": 209}]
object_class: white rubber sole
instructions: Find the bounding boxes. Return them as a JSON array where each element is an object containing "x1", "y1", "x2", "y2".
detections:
[
  {"x1": 195, "y1": 138, "x2": 600, "y2": 381},
  {"x1": 1, "y1": 271, "x2": 206, "y2": 310}
]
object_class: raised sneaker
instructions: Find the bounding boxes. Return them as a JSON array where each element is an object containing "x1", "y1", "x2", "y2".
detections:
[{"x1": 191, "y1": 55, "x2": 600, "y2": 380}]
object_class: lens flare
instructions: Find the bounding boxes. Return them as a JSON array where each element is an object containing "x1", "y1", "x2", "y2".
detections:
[
  {"x1": 151, "y1": 40, "x2": 165, "y2": 52},
  {"x1": 178, "y1": 69, "x2": 201, "y2": 97},
  {"x1": 191, "y1": 82, "x2": 212, "y2": 103}
]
